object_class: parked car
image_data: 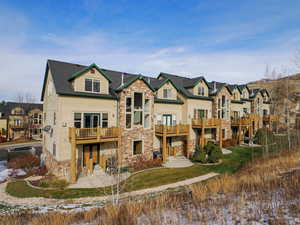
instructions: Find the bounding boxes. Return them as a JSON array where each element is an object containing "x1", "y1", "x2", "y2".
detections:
[{"x1": 8, "y1": 146, "x2": 36, "y2": 160}]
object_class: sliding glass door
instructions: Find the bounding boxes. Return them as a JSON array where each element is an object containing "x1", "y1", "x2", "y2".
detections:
[{"x1": 84, "y1": 113, "x2": 100, "y2": 128}]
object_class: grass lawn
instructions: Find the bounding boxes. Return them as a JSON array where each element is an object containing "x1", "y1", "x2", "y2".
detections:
[{"x1": 6, "y1": 145, "x2": 263, "y2": 199}]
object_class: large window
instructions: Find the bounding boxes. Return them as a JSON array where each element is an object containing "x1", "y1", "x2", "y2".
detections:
[
  {"x1": 194, "y1": 109, "x2": 207, "y2": 118},
  {"x1": 163, "y1": 89, "x2": 172, "y2": 98},
  {"x1": 144, "y1": 99, "x2": 150, "y2": 128},
  {"x1": 126, "y1": 97, "x2": 132, "y2": 128},
  {"x1": 85, "y1": 79, "x2": 100, "y2": 93},
  {"x1": 133, "y1": 140, "x2": 143, "y2": 155},
  {"x1": 73, "y1": 112, "x2": 108, "y2": 128},
  {"x1": 134, "y1": 93, "x2": 143, "y2": 125}
]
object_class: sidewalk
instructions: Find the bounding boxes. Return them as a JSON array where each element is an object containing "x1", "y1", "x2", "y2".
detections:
[
  {"x1": 0, "y1": 141, "x2": 42, "y2": 149},
  {"x1": 0, "y1": 172, "x2": 219, "y2": 207}
]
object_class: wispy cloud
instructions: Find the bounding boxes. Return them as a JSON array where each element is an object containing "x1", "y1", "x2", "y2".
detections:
[{"x1": 0, "y1": 3, "x2": 299, "y2": 102}]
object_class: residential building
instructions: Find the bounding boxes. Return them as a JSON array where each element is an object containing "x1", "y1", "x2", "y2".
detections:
[
  {"x1": 0, "y1": 102, "x2": 43, "y2": 141},
  {"x1": 41, "y1": 60, "x2": 274, "y2": 183}
]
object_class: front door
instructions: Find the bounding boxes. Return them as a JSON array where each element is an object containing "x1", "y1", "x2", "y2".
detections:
[{"x1": 163, "y1": 114, "x2": 172, "y2": 126}]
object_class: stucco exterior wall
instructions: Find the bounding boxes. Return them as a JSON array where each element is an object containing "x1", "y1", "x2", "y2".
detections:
[
  {"x1": 57, "y1": 96, "x2": 118, "y2": 161},
  {"x1": 191, "y1": 80, "x2": 209, "y2": 97},
  {"x1": 73, "y1": 68, "x2": 109, "y2": 95},
  {"x1": 157, "y1": 82, "x2": 177, "y2": 100}
]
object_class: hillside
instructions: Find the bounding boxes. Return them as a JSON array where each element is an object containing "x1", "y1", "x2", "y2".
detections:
[{"x1": 248, "y1": 73, "x2": 300, "y2": 93}]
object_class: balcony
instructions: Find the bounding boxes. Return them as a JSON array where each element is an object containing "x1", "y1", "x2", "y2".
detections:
[
  {"x1": 10, "y1": 124, "x2": 25, "y2": 129},
  {"x1": 246, "y1": 113, "x2": 260, "y2": 120},
  {"x1": 263, "y1": 114, "x2": 278, "y2": 122},
  {"x1": 192, "y1": 118, "x2": 221, "y2": 128},
  {"x1": 155, "y1": 124, "x2": 189, "y2": 136},
  {"x1": 231, "y1": 117, "x2": 251, "y2": 126},
  {"x1": 69, "y1": 126, "x2": 121, "y2": 144}
]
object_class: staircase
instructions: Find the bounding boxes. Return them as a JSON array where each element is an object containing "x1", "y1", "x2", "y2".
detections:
[{"x1": 163, "y1": 156, "x2": 193, "y2": 168}]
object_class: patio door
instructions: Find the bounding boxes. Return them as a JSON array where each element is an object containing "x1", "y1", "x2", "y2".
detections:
[
  {"x1": 83, "y1": 144, "x2": 100, "y2": 168},
  {"x1": 84, "y1": 113, "x2": 100, "y2": 128},
  {"x1": 163, "y1": 114, "x2": 172, "y2": 126}
]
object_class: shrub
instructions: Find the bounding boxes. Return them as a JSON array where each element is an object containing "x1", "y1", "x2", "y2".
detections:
[
  {"x1": 130, "y1": 156, "x2": 162, "y2": 172},
  {"x1": 37, "y1": 176, "x2": 69, "y2": 189},
  {"x1": 7, "y1": 154, "x2": 40, "y2": 171},
  {"x1": 254, "y1": 128, "x2": 275, "y2": 145},
  {"x1": 204, "y1": 143, "x2": 223, "y2": 163},
  {"x1": 192, "y1": 147, "x2": 206, "y2": 163}
]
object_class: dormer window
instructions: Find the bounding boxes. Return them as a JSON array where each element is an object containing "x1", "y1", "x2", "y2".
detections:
[
  {"x1": 85, "y1": 78, "x2": 100, "y2": 93},
  {"x1": 198, "y1": 87, "x2": 205, "y2": 96},
  {"x1": 163, "y1": 89, "x2": 172, "y2": 98}
]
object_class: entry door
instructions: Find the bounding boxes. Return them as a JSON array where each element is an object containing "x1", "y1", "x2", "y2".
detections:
[
  {"x1": 163, "y1": 114, "x2": 172, "y2": 126},
  {"x1": 84, "y1": 113, "x2": 100, "y2": 128}
]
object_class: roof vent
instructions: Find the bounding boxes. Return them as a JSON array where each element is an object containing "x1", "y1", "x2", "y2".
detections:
[{"x1": 121, "y1": 73, "x2": 124, "y2": 86}]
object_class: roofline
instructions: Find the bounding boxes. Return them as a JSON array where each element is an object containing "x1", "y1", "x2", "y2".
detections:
[
  {"x1": 154, "y1": 97, "x2": 184, "y2": 105},
  {"x1": 115, "y1": 75, "x2": 156, "y2": 92},
  {"x1": 155, "y1": 78, "x2": 181, "y2": 93},
  {"x1": 57, "y1": 91, "x2": 118, "y2": 100},
  {"x1": 41, "y1": 61, "x2": 50, "y2": 101},
  {"x1": 184, "y1": 77, "x2": 210, "y2": 89},
  {"x1": 68, "y1": 63, "x2": 112, "y2": 83}
]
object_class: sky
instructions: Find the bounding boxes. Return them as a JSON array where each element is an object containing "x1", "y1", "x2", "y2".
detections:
[{"x1": 0, "y1": 0, "x2": 300, "y2": 102}]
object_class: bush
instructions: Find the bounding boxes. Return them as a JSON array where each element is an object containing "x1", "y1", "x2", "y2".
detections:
[
  {"x1": 130, "y1": 156, "x2": 163, "y2": 172},
  {"x1": 192, "y1": 147, "x2": 206, "y2": 163},
  {"x1": 254, "y1": 128, "x2": 275, "y2": 145},
  {"x1": 7, "y1": 154, "x2": 40, "y2": 171},
  {"x1": 207, "y1": 144, "x2": 223, "y2": 163},
  {"x1": 33, "y1": 176, "x2": 69, "y2": 190}
]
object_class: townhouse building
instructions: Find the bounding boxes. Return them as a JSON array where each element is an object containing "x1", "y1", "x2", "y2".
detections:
[
  {"x1": 0, "y1": 102, "x2": 43, "y2": 141},
  {"x1": 41, "y1": 60, "x2": 275, "y2": 183}
]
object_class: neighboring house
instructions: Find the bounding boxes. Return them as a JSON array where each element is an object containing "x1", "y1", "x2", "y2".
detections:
[
  {"x1": 0, "y1": 102, "x2": 43, "y2": 141},
  {"x1": 41, "y1": 59, "x2": 274, "y2": 183}
]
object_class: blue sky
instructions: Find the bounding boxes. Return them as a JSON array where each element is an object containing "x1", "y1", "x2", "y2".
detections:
[{"x1": 0, "y1": 0, "x2": 300, "y2": 101}]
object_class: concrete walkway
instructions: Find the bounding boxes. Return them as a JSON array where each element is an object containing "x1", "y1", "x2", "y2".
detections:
[
  {"x1": 69, "y1": 168, "x2": 131, "y2": 188},
  {"x1": 222, "y1": 148, "x2": 232, "y2": 155},
  {"x1": 163, "y1": 156, "x2": 194, "y2": 168},
  {"x1": 0, "y1": 172, "x2": 219, "y2": 207}
]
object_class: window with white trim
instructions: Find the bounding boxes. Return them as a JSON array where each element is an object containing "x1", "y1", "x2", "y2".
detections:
[
  {"x1": 163, "y1": 88, "x2": 172, "y2": 99},
  {"x1": 85, "y1": 78, "x2": 100, "y2": 93},
  {"x1": 144, "y1": 99, "x2": 150, "y2": 128},
  {"x1": 134, "y1": 93, "x2": 143, "y2": 125},
  {"x1": 125, "y1": 97, "x2": 132, "y2": 129},
  {"x1": 198, "y1": 87, "x2": 205, "y2": 96}
]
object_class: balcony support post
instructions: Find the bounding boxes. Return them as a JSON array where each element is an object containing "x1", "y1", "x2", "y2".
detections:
[
  {"x1": 97, "y1": 126, "x2": 100, "y2": 141},
  {"x1": 162, "y1": 126, "x2": 167, "y2": 163},
  {"x1": 219, "y1": 120, "x2": 223, "y2": 149},
  {"x1": 70, "y1": 127, "x2": 77, "y2": 184},
  {"x1": 238, "y1": 123, "x2": 242, "y2": 145},
  {"x1": 201, "y1": 119, "x2": 205, "y2": 148}
]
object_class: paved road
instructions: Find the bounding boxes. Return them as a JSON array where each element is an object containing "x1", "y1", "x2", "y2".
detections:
[{"x1": 0, "y1": 142, "x2": 42, "y2": 161}]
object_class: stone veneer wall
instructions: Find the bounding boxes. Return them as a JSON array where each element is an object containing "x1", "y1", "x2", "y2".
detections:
[
  {"x1": 43, "y1": 148, "x2": 71, "y2": 180},
  {"x1": 212, "y1": 88, "x2": 232, "y2": 141},
  {"x1": 118, "y1": 79, "x2": 155, "y2": 166}
]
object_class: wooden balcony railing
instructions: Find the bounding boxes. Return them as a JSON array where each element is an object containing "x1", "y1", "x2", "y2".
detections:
[
  {"x1": 263, "y1": 114, "x2": 278, "y2": 122},
  {"x1": 192, "y1": 118, "x2": 221, "y2": 128},
  {"x1": 231, "y1": 117, "x2": 251, "y2": 126},
  {"x1": 155, "y1": 124, "x2": 189, "y2": 136},
  {"x1": 9, "y1": 124, "x2": 25, "y2": 129},
  {"x1": 246, "y1": 113, "x2": 260, "y2": 120},
  {"x1": 70, "y1": 126, "x2": 120, "y2": 141}
]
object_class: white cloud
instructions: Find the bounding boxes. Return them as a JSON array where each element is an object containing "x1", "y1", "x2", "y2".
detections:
[{"x1": 0, "y1": 7, "x2": 300, "y2": 102}]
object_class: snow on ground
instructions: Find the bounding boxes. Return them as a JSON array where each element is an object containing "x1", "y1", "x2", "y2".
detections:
[{"x1": 0, "y1": 160, "x2": 26, "y2": 183}]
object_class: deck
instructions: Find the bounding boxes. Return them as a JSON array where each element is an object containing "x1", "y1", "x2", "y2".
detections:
[
  {"x1": 231, "y1": 117, "x2": 251, "y2": 126},
  {"x1": 69, "y1": 127, "x2": 121, "y2": 144},
  {"x1": 155, "y1": 124, "x2": 189, "y2": 137},
  {"x1": 192, "y1": 118, "x2": 221, "y2": 128}
]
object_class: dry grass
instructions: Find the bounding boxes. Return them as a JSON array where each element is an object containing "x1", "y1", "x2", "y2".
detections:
[{"x1": 2, "y1": 147, "x2": 300, "y2": 224}]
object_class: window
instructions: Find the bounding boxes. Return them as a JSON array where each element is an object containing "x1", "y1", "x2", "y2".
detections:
[
  {"x1": 134, "y1": 93, "x2": 143, "y2": 125},
  {"x1": 39, "y1": 114, "x2": 42, "y2": 124},
  {"x1": 85, "y1": 79, "x2": 93, "y2": 92},
  {"x1": 144, "y1": 99, "x2": 150, "y2": 128},
  {"x1": 194, "y1": 109, "x2": 207, "y2": 118},
  {"x1": 14, "y1": 119, "x2": 21, "y2": 126},
  {"x1": 53, "y1": 143, "x2": 56, "y2": 156},
  {"x1": 198, "y1": 87, "x2": 204, "y2": 96},
  {"x1": 85, "y1": 79, "x2": 100, "y2": 93},
  {"x1": 243, "y1": 108, "x2": 248, "y2": 114},
  {"x1": 93, "y1": 80, "x2": 100, "y2": 92},
  {"x1": 163, "y1": 89, "x2": 172, "y2": 98},
  {"x1": 33, "y1": 113, "x2": 39, "y2": 124},
  {"x1": 53, "y1": 112, "x2": 56, "y2": 125},
  {"x1": 126, "y1": 97, "x2": 132, "y2": 128},
  {"x1": 102, "y1": 113, "x2": 108, "y2": 128},
  {"x1": 222, "y1": 95, "x2": 226, "y2": 107},
  {"x1": 74, "y1": 113, "x2": 82, "y2": 128},
  {"x1": 133, "y1": 140, "x2": 143, "y2": 155},
  {"x1": 222, "y1": 129, "x2": 226, "y2": 139}
]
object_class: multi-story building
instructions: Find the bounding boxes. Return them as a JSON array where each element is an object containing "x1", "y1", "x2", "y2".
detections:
[
  {"x1": 0, "y1": 102, "x2": 43, "y2": 141},
  {"x1": 41, "y1": 60, "x2": 275, "y2": 183}
]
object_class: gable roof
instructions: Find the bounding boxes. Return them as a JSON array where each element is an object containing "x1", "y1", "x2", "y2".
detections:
[
  {"x1": 114, "y1": 74, "x2": 155, "y2": 92},
  {"x1": 208, "y1": 81, "x2": 232, "y2": 96},
  {"x1": 157, "y1": 72, "x2": 213, "y2": 101},
  {"x1": 249, "y1": 88, "x2": 263, "y2": 98},
  {"x1": 228, "y1": 84, "x2": 242, "y2": 94},
  {"x1": 68, "y1": 63, "x2": 112, "y2": 82}
]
